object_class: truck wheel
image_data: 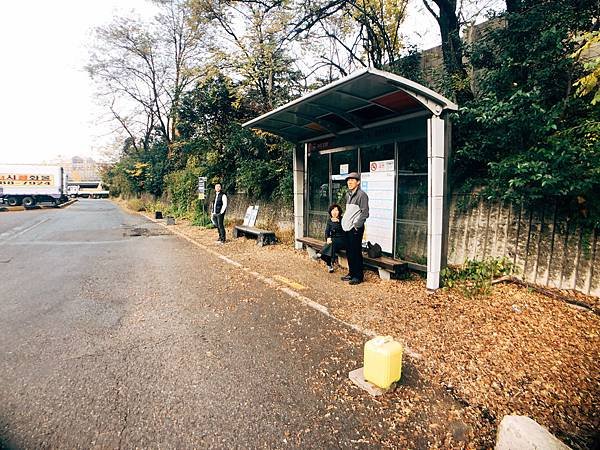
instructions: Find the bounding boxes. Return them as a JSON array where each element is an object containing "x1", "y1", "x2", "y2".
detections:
[
  {"x1": 22, "y1": 197, "x2": 35, "y2": 208},
  {"x1": 6, "y1": 197, "x2": 18, "y2": 206}
]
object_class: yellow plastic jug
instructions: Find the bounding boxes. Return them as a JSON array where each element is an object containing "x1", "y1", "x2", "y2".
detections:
[{"x1": 363, "y1": 336, "x2": 403, "y2": 389}]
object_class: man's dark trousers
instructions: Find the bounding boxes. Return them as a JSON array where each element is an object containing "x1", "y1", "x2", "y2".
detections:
[
  {"x1": 346, "y1": 226, "x2": 364, "y2": 281},
  {"x1": 215, "y1": 213, "x2": 226, "y2": 242}
]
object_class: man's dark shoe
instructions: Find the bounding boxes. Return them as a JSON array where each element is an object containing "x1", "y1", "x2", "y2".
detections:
[
  {"x1": 349, "y1": 278, "x2": 362, "y2": 285},
  {"x1": 341, "y1": 275, "x2": 352, "y2": 281}
]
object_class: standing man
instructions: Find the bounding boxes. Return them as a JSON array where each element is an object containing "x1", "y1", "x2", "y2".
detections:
[
  {"x1": 341, "y1": 172, "x2": 369, "y2": 285},
  {"x1": 212, "y1": 183, "x2": 228, "y2": 244}
]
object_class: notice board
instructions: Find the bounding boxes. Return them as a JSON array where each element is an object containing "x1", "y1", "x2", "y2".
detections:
[{"x1": 360, "y1": 159, "x2": 395, "y2": 254}]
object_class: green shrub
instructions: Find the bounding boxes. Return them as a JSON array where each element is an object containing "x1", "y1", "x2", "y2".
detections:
[
  {"x1": 236, "y1": 159, "x2": 281, "y2": 199},
  {"x1": 126, "y1": 198, "x2": 146, "y2": 212},
  {"x1": 145, "y1": 199, "x2": 169, "y2": 214},
  {"x1": 191, "y1": 200, "x2": 213, "y2": 227},
  {"x1": 273, "y1": 171, "x2": 293, "y2": 203},
  {"x1": 164, "y1": 159, "x2": 202, "y2": 219},
  {"x1": 441, "y1": 257, "x2": 514, "y2": 298}
]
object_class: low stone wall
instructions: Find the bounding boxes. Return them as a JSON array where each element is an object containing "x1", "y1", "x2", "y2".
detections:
[{"x1": 222, "y1": 193, "x2": 295, "y2": 243}]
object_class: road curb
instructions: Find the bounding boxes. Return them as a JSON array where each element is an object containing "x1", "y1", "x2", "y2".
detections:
[
  {"x1": 0, "y1": 205, "x2": 24, "y2": 212},
  {"x1": 140, "y1": 213, "x2": 422, "y2": 360},
  {"x1": 57, "y1": 198, "x2": 78, "y2": 208}
]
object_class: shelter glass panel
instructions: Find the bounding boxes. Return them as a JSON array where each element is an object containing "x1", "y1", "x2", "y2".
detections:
[
  {"x1": 307, "y1": 151, "x2": 330, "y2": 238},
  {"x1": 395, "y1": 138, "x2": 428, "y2": 264},
  {"x1": 308, "y1": 211, "x2": 329, "y2": 239},
  {"x1": 331, "y1": 149, "x2": 358, "y2": 205}
]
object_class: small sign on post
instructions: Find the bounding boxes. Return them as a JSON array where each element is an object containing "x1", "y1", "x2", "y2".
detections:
[{"x1": 197, "y1": 176, "x2": 207, "y2": 200}]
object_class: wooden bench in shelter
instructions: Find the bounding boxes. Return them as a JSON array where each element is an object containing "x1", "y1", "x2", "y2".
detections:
[
  {"x1": 296, "y1": 236, "x2": 412, "y2": 281},
  {"x1": 233, "y1": 225, "x2": 277, "y2": 246}
]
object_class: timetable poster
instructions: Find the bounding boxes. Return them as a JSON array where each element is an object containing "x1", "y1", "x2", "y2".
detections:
[{"x1": 360, "y1": 160, "x2": 395, "y2": 254}]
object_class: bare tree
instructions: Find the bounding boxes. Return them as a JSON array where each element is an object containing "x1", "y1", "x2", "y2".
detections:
[
  {"x1": 422, "y1": 0, "x2": 503, "y2": 100},
  {"x1": 291, "y1": 0, "x2": 409, "y2": 77},
  {"x1": 87, "y1": 0, "x2": 208, "y2": 150}
]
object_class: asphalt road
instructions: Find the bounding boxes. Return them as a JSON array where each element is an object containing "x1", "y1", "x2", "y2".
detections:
[{"x1": 0, "y1": 200, "x2": 468, "y2": 449}]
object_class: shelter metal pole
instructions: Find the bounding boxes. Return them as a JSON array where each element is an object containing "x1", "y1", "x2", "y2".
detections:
[
  {"x1": 293, "y1": 143, "x2": 306, "y2": 249},
  {"x1": 427, "y1": 116, "x2": 448, "y2": 290}
]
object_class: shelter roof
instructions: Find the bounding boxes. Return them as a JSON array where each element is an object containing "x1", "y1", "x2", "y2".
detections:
[{"x1": 242, "y1": 68, "x2": 458, "y2": 143}]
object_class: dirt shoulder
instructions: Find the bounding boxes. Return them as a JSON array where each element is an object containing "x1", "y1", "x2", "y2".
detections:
[{"x1": 142, "y1": 212, "x2": 599, "y2": 449}]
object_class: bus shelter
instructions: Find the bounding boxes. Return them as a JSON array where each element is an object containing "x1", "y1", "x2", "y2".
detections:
[{"x1": 243, "y1": 68, "x2": 457, "y2": 290}]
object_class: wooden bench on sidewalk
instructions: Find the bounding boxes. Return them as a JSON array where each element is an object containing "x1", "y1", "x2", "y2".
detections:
[
  {"x1": 296, "y1": 236, "x2": 409, "y2": 280},
  {"x1": 233, "y1": 225, "x2": 277, "y2": 247}
]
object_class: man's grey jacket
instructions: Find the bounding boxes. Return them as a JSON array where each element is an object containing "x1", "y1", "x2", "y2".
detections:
[{"x1": 342, "y1": 188, "x2": 369, "y2": 231}]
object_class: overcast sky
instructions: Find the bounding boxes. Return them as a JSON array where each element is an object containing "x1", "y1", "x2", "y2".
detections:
[
  {"x1": 0, "y1": 0, "x2": 154, "y2": 165},
  {"x1": 0, "y1": 0, "x2": 444, "y2": 166}
]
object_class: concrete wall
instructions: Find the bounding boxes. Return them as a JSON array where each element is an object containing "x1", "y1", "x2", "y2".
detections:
[{"x1": 448, "y1": 195, "x2": 599, "y2": 296}]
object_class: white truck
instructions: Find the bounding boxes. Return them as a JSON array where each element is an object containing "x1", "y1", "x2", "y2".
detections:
[{"x1": 0, "y1": 164, "x2": 68, "y2": 207}]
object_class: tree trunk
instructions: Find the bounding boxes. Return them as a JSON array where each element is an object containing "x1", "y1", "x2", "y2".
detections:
[
  {"x1": 505, "y1": 0, "x2": 523, "y2": 13},
  {"x1": 424, "y1": 0, "x2": 472, "y2": 102}
]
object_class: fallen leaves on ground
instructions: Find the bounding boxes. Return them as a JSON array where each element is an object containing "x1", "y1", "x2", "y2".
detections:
[{"x1": 152, "y1": 216, "x2": 599, "y2": 449}]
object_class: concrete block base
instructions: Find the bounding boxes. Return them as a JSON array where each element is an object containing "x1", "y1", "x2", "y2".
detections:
[
  {"x1": 378, "y1": 268, "x2": 391, "y2": 281},
  {"x1": 306, "y1": 247, "x2": 318, "y2": 259},
  {"x1": 495, "y1": 415, "x2": 571, "y2": 450},
  {"x1": 348, "y1": 367, "x2": 396, "y2": 397}
]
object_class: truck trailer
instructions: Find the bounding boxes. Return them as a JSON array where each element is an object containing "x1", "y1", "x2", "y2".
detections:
[{"x1": 0, "y1": 164, "x2": 68, "y2": 207}]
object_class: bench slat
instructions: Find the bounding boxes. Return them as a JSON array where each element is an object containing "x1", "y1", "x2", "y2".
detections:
[
  {"x1": 235, "y1": 225, "x2": 274, "y2": 235},
  {"x1": 296, "y1": 237, "x2": 323, "y2": 248}
]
